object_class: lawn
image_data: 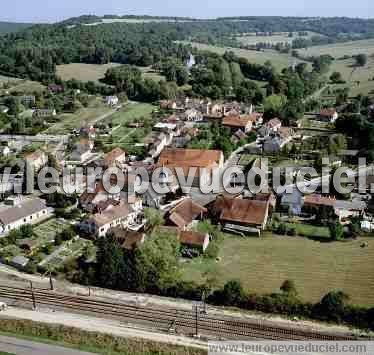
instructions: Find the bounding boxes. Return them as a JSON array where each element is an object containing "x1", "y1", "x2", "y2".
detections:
[
  {"x1": 57, "y1": 63, "x2": 165, "y2": 83},
  {"x1": 43, "y1": 97, "x2": 114, "y2": 134},
  {"x1": 181, "y1": 234, "x2": 374, "y2": 306},
  {"x1": 185, "y1": 42, "x2": 306, "y2": 71}
]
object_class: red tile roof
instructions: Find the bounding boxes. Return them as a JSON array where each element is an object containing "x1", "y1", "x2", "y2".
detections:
[
  {"x1": 222, "y1": 115, "x2": 252, "y2": 128},
  {"x1": 215, "y1": 197, "x2": 269, "y2": 227},
  {"x1": 304, "y1": 194, "x2": 336, "y2": 207},
  {"x1": 320, "y1": 108, "x2": 337, "y2": 117},
  {"x1": 158, "y1": 148, "x2": 222, "y2": 176},
  {"x1": 168, "y1": 198, "x2": 207, "y2": 229},
  {"x1": 103, "y1": 148, "x2": 126, "y2": 167},
  {"x1": 179, "y1": 230, "x2": 208, "y2": 247}
]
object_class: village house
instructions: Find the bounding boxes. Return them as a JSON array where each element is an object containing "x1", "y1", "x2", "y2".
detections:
[
  {"x1": 32, "y1": 109, "x2": 57, "y2": 118},
  {"x1": 318, "y1": 108, "x2": 339, "y2": 123},
  {"x1": 179, "y1": 230, "x2": 210, "y2": 253},
  {"x1": 159, "y1": 100, "x2": 180, "y2": 110},
  {"x1": 48, "y1": 84, "x2": 64, "y2": 94},
  {"x1": 0, "y1": 105, "x2": 9, "y2": 114},
  {"x1": 206, "y1": 102, "x2": 224, "y2": 117},
  {"x1": 222, "y1": 114, "x2": 253, "y2": 133},
  {"x1": 165, "y1": 198, "x2": 207, "y2": 230},
  {"x1": 110, "y1": 226, "x2": 146, "y2": 250},
  {"x1": 158, "y1": 148, "x2": 224, "y2": 188},
  {"x1": 242, "y1": 112, "x2": 263, "y2": 126},
  {"x1": 158, "y1": 226, "x2": 210, "y2": 255},
  {"x1": 79, "y1": 180, "x2": 121, "y2": 213},
  {"x1": 20, "y1": 95, "x2": 36, "y2": 106},
  {"x1": 213, "y1": 196, "x2": 270, "y2": 236},
  {"x1": 303, "y1": 194, "x2": 365, "y2": 222},
  {"x1": 0, "y1": 198, "x2": 51, "y2": 235},
  {"x1": 105, "y1": 95, "x2": 119, "y2": 106},
  {"x1": 153, "y1": 122, "x2": 181, "y2": 137},
  {"x1": 69, "y1": 139, "x2": 94, "y2": 163},
  {"x1": 102, "y1": 147, "x2": 127, "y2": 170},
  {"x1": 79, "y1": 200, "x2": 142, "y2": 238},
  {"x1": 223, "y1": 102, "x2": 242, "y2": 116},
  {"x1": 262, "y1": 127, "x2": 294, "y2": 153},
  {"x1": 231, "y1": 130, "x2": 248, "y2": 145},
  {"x1": 265, "y1": 118, "x2": 282, "y2": 132},
  {"x1": 184, "y1": 108, "x2": 204, "y2": 122},
  {"x1": 145, "y1": 132, "x2": 173, "y2": 159},
  {"x1": 10, "y1": 255, "x2": 30, "y2": 270},
  {"x1": 24, "y1": 150, "x2": 48, "y2": 172}
]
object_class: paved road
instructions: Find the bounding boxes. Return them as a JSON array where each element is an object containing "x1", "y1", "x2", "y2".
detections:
[{"x1": 0, "y1": 335, "x2": 94, "y2": 355}]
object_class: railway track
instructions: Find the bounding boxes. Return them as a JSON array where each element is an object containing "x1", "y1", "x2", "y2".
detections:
[{"x1": 0, "y1": 285, "x2": 358, "y2": 341}]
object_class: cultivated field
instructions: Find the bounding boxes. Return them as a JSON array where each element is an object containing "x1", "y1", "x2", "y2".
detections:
[
  {"x1": 44, "y1": 97, "x2": 115, "y2": 134},
  {"x1": 181, "y1": 234, "x2": 374, "y2": 306},
  {"x1": 101, "y1": 102, "x2": 156, "y2": 152},
  {"x1": 236, "y1": 31, "x2": 320, "y2": 46},
  {"x1": 186, "y1": 42, "x2": 304, "y2": 70},
  {"x1": 57, "y1": 63, "x2": 165, "y2": 83},
  {"x1": 298, "y1": 38, "x2": 374, "y2": 58}
]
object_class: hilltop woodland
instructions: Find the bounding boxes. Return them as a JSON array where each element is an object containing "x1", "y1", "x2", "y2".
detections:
[{"x1": 0, "y1": 20, "x2": 336, "y2": 117}]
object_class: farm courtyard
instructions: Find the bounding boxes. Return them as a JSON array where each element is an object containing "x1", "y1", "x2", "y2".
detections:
[{"x1": 181, "y1": 234, "x2": 374, "y2": 307}]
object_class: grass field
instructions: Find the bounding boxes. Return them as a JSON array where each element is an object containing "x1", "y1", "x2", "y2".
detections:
[
  {"x1": 186, "y1": 42, "x2": 304, "y2": 71},
  {"x1": 328, "y1": 57, "x2": 374, "y2": 96},
  {"x1": 44, "y1": 97, "x2": 114, "y2": 134},
  {"x1": 181, "y1": 234, "x2": 374, "y2": 306},
  {"x1": 236, "y1": 31, "x2": 319, "y2": 46},
  {"x1": 0, "y1": 75, "x2": 44, "y2": 94},
  {"x1": 101, "y1": 102, "x2": 156, "y2": 151},
  {"x1": 298, "y1": 38, "x2": 374, "y2": 58},
  {"x1": 57, "y1": 63, "x2": 165, "y2": 83}
]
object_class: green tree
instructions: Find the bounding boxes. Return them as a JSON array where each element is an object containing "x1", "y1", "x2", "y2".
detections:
[
  {"x1": 316, "y1": 290, "x2": 349, "y2": 322},
  {"x1": 330, "y1": 71, "x2": 343, "y2": 84},
  {"x1": 220, "y1": 280, "x2": 245, "y2": 306},
  {"x1": 95, "y1": 233, "x2": 125, "y2": 289},
  {"x1": 264, "y1": 94, "x2": 287, "y2": 117},
  {"x1": 355, "y1": 54, "x2": 367, "y2": 67},
  {"x1": 280, "y1": 280, "x2": 298, "y2": 297},
  {"x1": 144, "y1": 208, "x2": 164, "y2": 232},
  {"x1": 329, "y1": 221, "x2": 344, "y2": 241},
  {"x1": 134, "y1": 232, "x2": 180, "y2": 292}
]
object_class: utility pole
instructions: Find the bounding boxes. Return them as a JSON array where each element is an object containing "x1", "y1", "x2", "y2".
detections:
[
  {"x1": 29, "y1": 281, "x2": 36, "y2": 310},
  {"x1": 49, "y1": 270, "x2": 54, "y2": 291},
  {"x1": 195, "y1": 304, "x2": 199, "y2": 337}
]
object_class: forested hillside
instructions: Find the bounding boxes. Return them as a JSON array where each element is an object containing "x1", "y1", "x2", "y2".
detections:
[
  {"x1": 0, "y1": 21, "x2": 32, "y2": 35},
  {"x1": 0, "y1": 22, "x2": 190, "y2": 81}
]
